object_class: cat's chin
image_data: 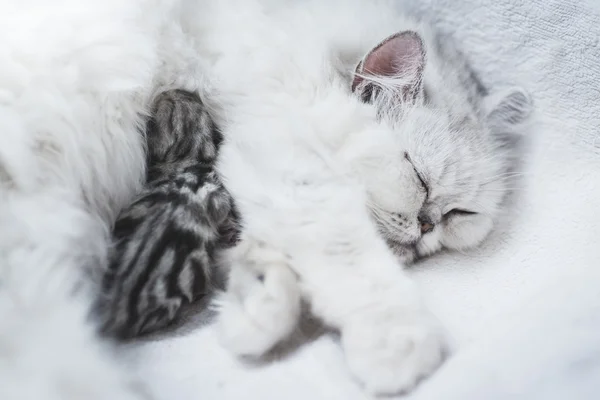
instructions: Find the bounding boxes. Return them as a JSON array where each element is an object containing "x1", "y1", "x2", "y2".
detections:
[{"x1": 386, "y1": 239, "x2": 418, "y2": 265}]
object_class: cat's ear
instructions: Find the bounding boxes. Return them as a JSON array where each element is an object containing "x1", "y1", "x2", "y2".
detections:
[
  {"x1": 484, "y1": 87, "x2": 533, "y2": 131},
  {"x1": 352, "y1": 31, "x2": 426, "y2": 104},
  {"x1": 484, "y1": 87, "x2": 533, "y2": 157}
]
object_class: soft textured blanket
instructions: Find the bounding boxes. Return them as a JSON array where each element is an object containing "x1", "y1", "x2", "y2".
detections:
[{"x1": 128, "y1": 0, "x2": 600, "y2": 398}]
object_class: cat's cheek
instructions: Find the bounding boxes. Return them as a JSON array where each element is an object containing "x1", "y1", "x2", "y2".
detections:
[{"x1": 441, "y1": 215, "x2": 494, "y2": 250}]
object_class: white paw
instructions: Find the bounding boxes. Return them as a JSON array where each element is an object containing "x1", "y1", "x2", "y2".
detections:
[
  {"x1": 341, "y1": 313, "x2": 446, "y2": 396},
  {"x1": 215, "y1": 239, "x2": 301, "y2": 357}
]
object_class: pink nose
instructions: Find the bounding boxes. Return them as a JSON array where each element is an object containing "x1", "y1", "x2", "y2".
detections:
[
  {"x1": 420, "y1": 221, "x2": 434, "y2": 234},
  {"x1": 418, "y1": 213, "x2": 435, "y2": 234}
]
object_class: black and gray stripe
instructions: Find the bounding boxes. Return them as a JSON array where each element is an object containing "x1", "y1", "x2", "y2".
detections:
[{"x1": 96, "y1": 90, "x2": 239, "y2": 339}]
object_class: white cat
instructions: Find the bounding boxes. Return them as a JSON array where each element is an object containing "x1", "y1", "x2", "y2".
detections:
[
  {"x1": 180, "y1": 0, "x2": 532, "y2": 395},
  {"x1": 0, "y1": 0, "x2": 530, "y2": 398}
]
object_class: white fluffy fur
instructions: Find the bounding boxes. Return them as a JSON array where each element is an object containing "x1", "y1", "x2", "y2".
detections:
[
  {"x1": 0, "y1": 0, "x2": 189, "y2": 398},
  {"x1": 0, "y1": 0, "x2": 530, "y2": 397}
]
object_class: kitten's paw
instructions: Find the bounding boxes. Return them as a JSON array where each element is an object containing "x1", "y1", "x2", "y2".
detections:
[
  {"x1": 216, "y1": 239, "x2": 301, "y2": 357},
  {"x1": 342, "y1": 313, "x2": 446, "y2": 396}
]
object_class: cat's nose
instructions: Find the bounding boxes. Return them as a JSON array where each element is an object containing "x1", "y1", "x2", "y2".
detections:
[{"x1": 418, "y1": 216, "x2": 435, "y2": 235}]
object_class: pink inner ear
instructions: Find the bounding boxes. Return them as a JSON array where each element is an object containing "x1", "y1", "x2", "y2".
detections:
[{"x1": 353, "y1": 31, "x2": 425, "y2": 91}]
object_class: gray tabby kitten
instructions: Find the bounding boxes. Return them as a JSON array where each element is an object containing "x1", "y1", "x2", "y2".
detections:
[{"x1": 97, "y1": 89, "x2": 239, "y2": 339}]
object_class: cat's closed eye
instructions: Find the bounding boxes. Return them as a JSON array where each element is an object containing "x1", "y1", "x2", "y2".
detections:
[{"x1": 444, "y1": 209, "x2": 477, "y2": 218}]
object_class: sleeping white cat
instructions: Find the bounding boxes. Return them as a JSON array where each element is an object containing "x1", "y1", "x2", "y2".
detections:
[
  {"x1": 0, "y1": 0, "x2": 531, "y2": 398},
  {"x1": 180, "y1": 0, "x2": 533, "y2": 395}
]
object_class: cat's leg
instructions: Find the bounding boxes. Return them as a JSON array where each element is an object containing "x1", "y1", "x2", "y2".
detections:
[
  {"x1": 313, "y1": 246, "x2": 446, "y2": 395},
  {"x1": 215, "y1": 235, "x2": 301, "y2": 357}
]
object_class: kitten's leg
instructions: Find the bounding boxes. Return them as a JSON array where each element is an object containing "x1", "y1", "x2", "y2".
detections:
[{"x1": 215, "y1": 236, "x2": 301, "y2": 357}]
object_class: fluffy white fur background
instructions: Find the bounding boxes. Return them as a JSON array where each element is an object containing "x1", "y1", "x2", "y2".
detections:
[
  {"x1": 0, "y1": 0, "x2": 598, "y2": 399},
  {"x1": 129, "y1": 0, "x2": 600, "y2": 399},
  {"x1": 0, "y1": 1, "x2": 175, "y2": 398}
]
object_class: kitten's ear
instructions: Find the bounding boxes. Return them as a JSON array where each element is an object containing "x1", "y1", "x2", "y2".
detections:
[
  {"x1": 352, "y1": 31, "x2": 426, "y2": 104},
  {"x1": 485, "y1": 87, "x2": 533, "y2": 157},
  {"x1": 484, "y1": 87, "x2": 533, "y2": 132}
]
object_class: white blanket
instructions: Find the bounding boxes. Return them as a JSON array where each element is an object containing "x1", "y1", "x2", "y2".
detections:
[{"x1": 129, "y1": 0, "x2": 600, "y2": 398}]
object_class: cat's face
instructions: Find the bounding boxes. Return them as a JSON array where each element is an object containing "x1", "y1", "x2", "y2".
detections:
[
  {"x1": 353, "y1": 31, "x2": 531, "y2": 263},
  {"x1": 383, "y1": 108, "x2": 510, "y2": 263}
]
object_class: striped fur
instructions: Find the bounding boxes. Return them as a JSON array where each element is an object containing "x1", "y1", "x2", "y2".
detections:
[{"x1": 96, "y1": 89, "x2": 239, "y2": 339}]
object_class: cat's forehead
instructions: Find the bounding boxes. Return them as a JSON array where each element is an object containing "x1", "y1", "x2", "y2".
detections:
[
  {"x1": 394, "y1": 108, "x2": 500, "y2": 199},
  {"x1": 397, "y1": 107, "x2": 487, "y2": 159}
]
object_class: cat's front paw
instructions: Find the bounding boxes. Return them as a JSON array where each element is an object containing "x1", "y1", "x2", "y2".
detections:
[
  {"x1": 215, "y1": 238, "x2": 301, "y2": 357},
  {"x1": 341, "y1": 312, "x2": 446, "y2": 396}
]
